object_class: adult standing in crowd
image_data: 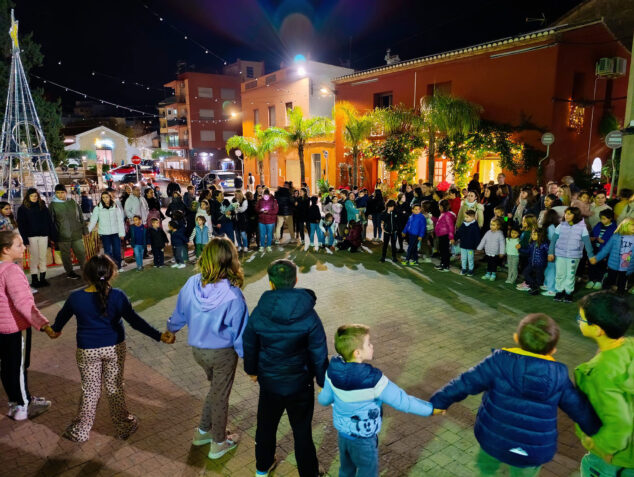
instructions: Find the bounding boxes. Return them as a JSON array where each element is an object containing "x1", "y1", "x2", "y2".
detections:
[
  {"x1": 495, "y1": 173, "x2": 513, "y2": 214},
  {"x1": 124, "y1": 187, "x2": 149, "y2": 224},
  {"x1": 468, "y1": 173, "x2": 481, "y2": 196},
  {"x1": 0, "y1": 230, "x2": 55, "y2": 421},
  {"x1": 274, "y1": 182, "x2": 294, "y2": 244},
  {"x1": 17, "y1": 188, "x2": 55, "y2": 289},
  {"x1": 144, "y1": 188, "x2": 164, "y2": 226},
  {"x1": 49, "y1": 184, "x2": 87, "y2": 280},
  {"x1": 166, "y1": 237, "x2": 248, "y2": 459},
  {"x1": 166, "y1": 179, "x2": 181, "y2": 199},
  {"x1": 456, "y1": 190, "x2": 484, "y2": 228},
  {"x1": 88, "y1": 191, "x2": 126, "y2": 271},
  {"x1": 256, "y1": 189, "x2": 278, "y2": 252}
]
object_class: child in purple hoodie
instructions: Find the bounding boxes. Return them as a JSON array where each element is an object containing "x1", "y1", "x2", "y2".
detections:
[{"x1": 166, "y1": 237, "x2": 249, "y2": 460}]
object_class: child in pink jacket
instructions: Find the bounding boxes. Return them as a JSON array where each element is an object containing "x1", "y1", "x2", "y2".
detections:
[
  {"x1": 434, "y1": 199, "x2": 456, "y2": 271},
  {"x1": 0, "y1": 230, "x2": 56, "y2": 421}
]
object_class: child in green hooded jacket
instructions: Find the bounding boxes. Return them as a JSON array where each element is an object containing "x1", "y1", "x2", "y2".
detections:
[{"x1": 575, "y1": 291, "x2": 634, "y2": 477}]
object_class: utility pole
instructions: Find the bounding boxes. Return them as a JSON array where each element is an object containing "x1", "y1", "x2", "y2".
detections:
[{"x1": 617, "y1": 36, "x2": 634, "y2": 192}]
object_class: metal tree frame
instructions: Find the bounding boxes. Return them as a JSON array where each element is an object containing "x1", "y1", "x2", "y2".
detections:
[{"x1": 0, "y1": 10, "x2": 58, "y2": 204}]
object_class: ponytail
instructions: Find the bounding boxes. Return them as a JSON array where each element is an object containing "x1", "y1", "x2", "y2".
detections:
[{"x1": 83, "y1": 255, "x2": 117, "y2": 315}]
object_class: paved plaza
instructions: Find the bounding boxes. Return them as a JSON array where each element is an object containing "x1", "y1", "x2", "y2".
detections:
[{"x1": 0, "y1": 244, "x2": 599, "y2": 477}]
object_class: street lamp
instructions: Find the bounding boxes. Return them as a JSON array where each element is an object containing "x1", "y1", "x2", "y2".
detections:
[
  {"x1": 81, "y1": 155, "x2": 87, "y2": 180},
  {"x1": 320, "y1": 86, "x2": 336, "y2": 112}
]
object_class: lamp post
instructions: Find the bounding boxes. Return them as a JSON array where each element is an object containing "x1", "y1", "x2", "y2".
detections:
[{"x1": 81, "y1": 156, "x2": 87, "y2": 181}]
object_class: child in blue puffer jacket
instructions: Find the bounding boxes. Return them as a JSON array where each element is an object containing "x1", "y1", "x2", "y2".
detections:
[
  {"x1": 517, "y1": 228, "x2": 549, "y2": 295},
  {"x1": 590, "y1": 217, "x2": 634, "y2": 294},
  {"x1": 318, "y1": 324, "x2": 437, "y2": 477},
  {"x1": 401, "y1": 203, "x2": 426, "y2": 266},
  {"x1": 430, "y1": 314, "x2": 600, "y2": 475}
]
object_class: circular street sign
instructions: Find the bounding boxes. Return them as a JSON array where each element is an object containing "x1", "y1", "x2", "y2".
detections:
[
  {"x1": 541, "y1": 133, "x2": 555, "y2": 146},
  {"x1": 235, "y1": 150, "x2": 242, "y2": 157},
  {"x1": 131, "y1": 155, "x2": 141, "y2": 165},
  {"x1": 605, "y1": 130, "x2": 623, "y2": 149}
]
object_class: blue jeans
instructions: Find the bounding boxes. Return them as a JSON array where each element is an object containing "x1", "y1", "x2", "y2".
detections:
[
  {"x1": 133, "y1": 245, "x2": 144, "y2": 268},
  {"x1": 173, "y1": 245, "x2": 187, "y2": 264},
  {"x1": 258, "y1": 222, "x2": 274, "y2": 247},
  {"x1": 309, "y1": 223, "x2": 324, "y2": 246},
  {"x1": 461, "y1": 248, "x2": 474, "y2": 271},
  {"x1": 101, "y1": 234, "x2": 121, "y2": 268},
  {"x1": 338, "y1": 434, "x2": 378, "y2": 477},
  {"x1": 236, "y1": 230, "x2": 248, "y2": 249},
  {"x1": 372, "y1": 215, "x2": 382, "y2": 239},
  {"x1": 323, "y1": 225, "x2": 334, "y2": 246}
]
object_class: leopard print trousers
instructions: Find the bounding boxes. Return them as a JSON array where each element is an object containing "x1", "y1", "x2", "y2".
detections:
[{"x1": 63, "y1": 342, "x2": 138, "y2": 442}]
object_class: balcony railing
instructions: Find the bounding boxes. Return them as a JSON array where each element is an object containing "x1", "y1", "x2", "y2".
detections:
[
  {"x1": 158, "y1": 95, "x2": 186, "y2": 106},
  {"x1": 167, "y1": 117, "x2": 187, "y2": 127}
]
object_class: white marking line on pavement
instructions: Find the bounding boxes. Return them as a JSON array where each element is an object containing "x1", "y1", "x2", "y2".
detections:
[{"x1": 360, "y1": 246, "x2": 373, "y2": 254}]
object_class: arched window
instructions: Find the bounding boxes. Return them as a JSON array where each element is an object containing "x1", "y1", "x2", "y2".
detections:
[{"x1": 591, "y1": 157, "x2": 602, "y2": 178}]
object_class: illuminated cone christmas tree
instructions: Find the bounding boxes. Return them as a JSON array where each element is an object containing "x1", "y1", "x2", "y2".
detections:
[{"x1": 0, "y1": 10, "x2": 57, "y2": 202}]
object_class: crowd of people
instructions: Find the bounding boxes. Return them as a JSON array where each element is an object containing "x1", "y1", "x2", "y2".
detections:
[{"x1": 0, "y1": 172, "x2": 633, "y2": 477}]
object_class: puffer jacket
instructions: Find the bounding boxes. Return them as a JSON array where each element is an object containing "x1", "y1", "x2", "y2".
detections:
[
  {"x1": 242, "y1": 288, "x2": 328, "y2": 396},
  {"x1": 594, "y1": 233, "x2": 634, "y2": 274},
  {"x1": 435, "y1": 211, "x2": 456, "y2": 240},
  {"x1": 403, "y1": 213, "x2": 426, "y2": 238},
  {"x1": 527, "y1": 242, "x2": 549, "y2": 269},
  {"x1": 256, "y1": 196, "x2": 279, "y2": 225},
  {"x1": 430, "y1": 348, "x2": 601, "y2": 468},
  {"x1": 88, "y1": 203, "x2": 125, "y2": 237},
  {"x1": 17, "y1": 203, "x2": 54, "y2": 243}
]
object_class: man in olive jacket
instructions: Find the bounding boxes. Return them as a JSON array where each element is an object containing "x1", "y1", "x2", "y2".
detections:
[
  {"x1": 49, "y1": 184, "x2": 87, "y2": 279},
  {"x1": 243, "y1": 259, "x2": 328, "y2": 477}
]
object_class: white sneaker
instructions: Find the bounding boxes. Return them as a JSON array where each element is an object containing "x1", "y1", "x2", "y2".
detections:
[
  {"x1": 266, "y1": 246, "x2": 272, "y2": 252},
  {"x1": 171, "y1": 263, "x2": 179, "y2": 268},
  {"x1": 118, "y1": 267, "x2": 126, "y2": 273},
  {"x1": 208, "y1": 434, "x2": 240, "y2": 459},
  {"x1": 10, "y1": 404, "x2": 28, "y2": 421},
  {"x1": 259, "y1": 246, "x2": 265, "y2": 252},
  {"x1": 177, "y1": 263, "x2": 186, "y2": 269},
  {"x1": 28, "y1": 396, "x2": 51, "y2": 418},
  {"x1": 314, "y1": 245, "x2": 319, "y2": 252},
  {"x1": 423, "y1": 257, "x2": 432, "y2": 263},
  {"x1": 192, "y1": 427, "x2": 213, "y2": 446}
]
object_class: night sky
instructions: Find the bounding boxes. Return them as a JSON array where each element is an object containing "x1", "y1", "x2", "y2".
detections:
[{"x1": 16, "y1": 0, "x2": 584, "y2": 116}]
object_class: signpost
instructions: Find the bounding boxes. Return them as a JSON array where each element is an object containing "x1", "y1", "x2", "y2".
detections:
[
  {"x1": 538, "y1": 133, "x2": 555, "y2": 187},
  {"x1": 131, "y1": 155, "x2": 141, "y2": 183},
  {"x1": 605, "y1": 130, "x2": 623, "y2": 199}
]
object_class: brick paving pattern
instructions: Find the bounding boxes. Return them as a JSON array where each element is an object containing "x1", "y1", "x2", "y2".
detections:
[{"x1": 0, "y1": 244, "x2": 595, "y2": 476}]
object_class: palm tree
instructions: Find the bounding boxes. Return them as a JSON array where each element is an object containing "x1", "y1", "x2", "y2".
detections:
[
  {"x1": 337, "y1": 102, "x2": 375, "y2": 187},
  {"x1": 225, "y1": 125, "x2": 288, "y2": 185},
  {"x1": 420, "y1": 93, "x2": 482, "y2": 183},
  {"x1": 282, "y1": 107, "x2": 334, "y2": 185}
]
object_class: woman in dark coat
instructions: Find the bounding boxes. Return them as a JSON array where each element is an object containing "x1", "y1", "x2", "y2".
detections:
[{"x1": 17, "y1": 188, "x2": 54, "y2": 288}]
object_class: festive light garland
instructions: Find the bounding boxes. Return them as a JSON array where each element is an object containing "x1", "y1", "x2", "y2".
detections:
[
  {"x1": 139, "y1": 1, "x2": 228, "y2": 64},
  {"x1": 31, "y1": 74, "x2": 159, "y2": 117}
]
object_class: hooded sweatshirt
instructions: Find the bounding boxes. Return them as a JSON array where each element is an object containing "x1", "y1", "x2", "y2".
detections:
[
  {"x1": 242, "y1": 288, "x2": 328, "y2": 396},
  {"x1": 575, "y1": 338, "x2": 634, "y2": 468},
  {"x1": 318, "y1": 356, "x2": 433, "y2": 439},
  {"x1": 166, "y1": 276, "x2": 248, "y2": 357}
]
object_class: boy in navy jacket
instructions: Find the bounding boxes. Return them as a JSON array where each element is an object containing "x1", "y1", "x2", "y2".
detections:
[
  {"x1": 587, "y1": 209, "x2": 617, "y2": 289},
  {"x1": 401, "y1": 203, "x2": 426, "y2": 266},
  {"x1": 430, "y1": 314, "x2": 600, "y2": 474},
  {"x1": 168, "y1": 220, "x2": 188, "y2": 268},
  {"x1": 454, "y1": 209, "x2": 481, "y2": 275},
  {"x1": 318, "y1": 324, "x2": 437, "y2": 477}
]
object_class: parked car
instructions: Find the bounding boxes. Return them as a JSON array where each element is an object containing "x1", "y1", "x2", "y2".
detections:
[
  {"x1": 139, "y1": 159, "x2": 160, "y2": 174},
  {"x1": 107, "y1": 165, "x2": 138, "y2": 182},
  {"x1": 197, "y1": 171, "x2": 243, "y2": 194}
]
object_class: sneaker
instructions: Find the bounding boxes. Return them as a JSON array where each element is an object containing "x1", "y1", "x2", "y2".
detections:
[
  {"x1": 516, "y1": 283, "x2": 531, "y2": 291},
  {"x1": 27, "y1": 396, "x2": 51, "y2": 419},
  {"x1": 266, "y1": 246, "x2": 272, "y2": 252},
  {"x1": 66, "y1": 272, "x2": 81, "y2": 280},
  {"x1": 529, "y1": 289, "x2": 540, "y2": 296},
  {"x1": 434, "y1": 265, "x2": 444, "y2": 271},
  {"x1": 593, "y1": 282, "x2": 603, "y2": 290},
  {"x1": 171, "y1": 263, "x2": 179, "y2": 268},
  {"x1": 541, "y1": 290, "x2": 556, "y2": 297},
  {"x1": 192, "y1": 428, "x2": 213, "y2": 446},
  {"x1": 137, "y1": 267, "x2": 143, "y2": 271},
  {"x1": 408, "y1": 260, "x2": 418, "y2": 266},
  {"x1": 460, "y1": 269, "x2": 467, "y2": 275},
  {"x1": 517, "y1": 281, "x2": 528, "y2": 288},
  {"x1": 490, "y1": 274, "x2": 497, "y2": 281},
  {"x1": 585, "y1": 281, "x2": 595, "y2": 289},
  {"x1": 259, "y1": 246, "x2": 265, "y2": 252},
  {"x1": 314, "y1": 245, "x2": 319, "y2": 252},
  {"x1": 10, "y1": 404, "x2": 28, "y2": 421},
  {"x1": 482, "y1": 273, "x2": 491, "y2": 280},
  {"x1": 401, "y1": 260, "x2": 409, "y2": 265},
  {"x1": 208, "y1": 434, "x2": 239, "y2": 459},
  {"x1": 118, "y1": 267, "x2": 126, "y2": 273},
  {"x1": 422, "y1": 257, "x2": 432, "y2": 264},
  {"x1": 440, "y1": 267, "x2": 450, "y2": 272},
  {"x1": 467, "y1": 270, "x2": 475, "y2": 276},
  {"x1": 561, "y1": 293, "x2": 573, "y2": 303},
  {"x1": 177, "y1": 263, "x2": 186, "y2": 269},
  {"x1": 554, "y1": 292, "x2": 565, "y2": 302},
  {"x1": 505, "y1": 279, "x2": 513, "y2": 284},
  {"x1": 540, "y1": 285, "x2": 549, "y2": 291}
]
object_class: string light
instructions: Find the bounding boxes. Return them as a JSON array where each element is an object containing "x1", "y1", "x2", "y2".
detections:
[
  {"x1": 140, "y1": 1, "x2": 227, "y2": 64},
  {"x1": 32, "y1": 74, "x2": 158, "y2": 117}
]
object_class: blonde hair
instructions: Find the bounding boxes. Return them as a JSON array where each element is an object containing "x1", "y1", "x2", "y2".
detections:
[
  {"x1": 335, "y1": 324, "x2": 370, "y2": 362},
  {"x1": 558, "y1": 185, "x2": 571, "y2": 206},
  {"x1": 198, "y1": 237, "x2": 244, "y2": 288},
  {"x1": 616, "y1": 217, "x2": 634, "y2": 236}
]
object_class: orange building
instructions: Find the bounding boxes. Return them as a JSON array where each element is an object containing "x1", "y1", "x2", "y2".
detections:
[
  {"x1": 239, "y1": 61, "x2": 353, "y2": 191},
  {"x1": 332, "y1": 21, "x2": 630, "y2": 189}
]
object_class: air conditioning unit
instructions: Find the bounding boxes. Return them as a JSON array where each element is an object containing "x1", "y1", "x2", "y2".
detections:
[
  {"x1": 596, "y1": 57, "x2": 614, "y2": 76},
  {"x1": 613, "y1": 57, "x2": 627, "y2": 77}
]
